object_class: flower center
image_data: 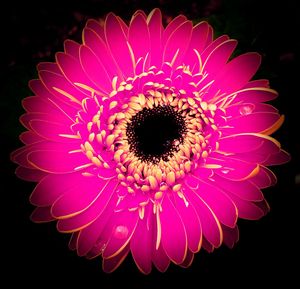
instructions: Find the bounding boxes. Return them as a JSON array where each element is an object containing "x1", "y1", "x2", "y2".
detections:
[{"x1": 126, "y1": 105, "x2": 186, "y2": 163}]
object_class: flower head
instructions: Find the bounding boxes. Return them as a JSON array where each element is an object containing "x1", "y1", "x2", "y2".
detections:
[{"x1": 12, "y1": 9, "x2": 290, "y2": 273}]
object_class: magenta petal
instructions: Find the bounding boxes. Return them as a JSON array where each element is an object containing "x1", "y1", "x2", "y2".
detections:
[
  {"x1": 263, "y1": 149, "x2": 291, "y2": 166},
  {"x1": 85, "y1": 19, "x2": 105, "y2": 40},
  {"x1": 179, "y1": 250, "x2": 194, "y2": 268},
  {"x1": 201, "y1": 237, "x2": 214, "y2": 253},
  {"x1": 223, "y1": 112, "x2": 280, "y2": 134},
  {"x1": 37, "y1": 62, "x2": 61, "y2": 74},
  {"x1": 68, "y1": 232, "x2": 79, "y2": 251},
  {"x1": 152, "y1": 242, "x2": 170, "y2": 273},
  {"x1": 187, "y1": 21, "x2": 209, "y2": 54},
  {"x1": 162, "y1": 15, "x2": 187, "y2": 46},
  {"x1": 105, "y1": 13, "x2": 134, "y2": 77},
  {"x1": 226, "y1": 193, "x2": 265, "y2": 220},
  {"x1": 79, "y1": 45, "x2": 112, "y2": 93},
  {"x1": 22, "y1": 96, "x2": 59, "y2": 114},
  {"x1": 163, "y1": 21, "x2": 193, "y2": 67},
  {"x1": 215, "y1": 52, "x2": 261, "y2": 93},
  {"x1": 83, "y1": 27, "x2": 122, "y2": 80},
  {"x1": 102, "y1": 245, "x2": 130, "y2": 273},
  {"x1": 64, "y1": 39, "x2": 80, "y2": 58},
  {"x1": 192, "y1": 177, "x2": 238, "y2": 228},
  {"x1": 56, "y1": 52, "x2": 99, "y2": 93},
  {"x1": 160, "y1": 194, "x2": 188, "y2": 264},
  {"x1": 130, "y1": 209, "x2": 152, "y2": 274},
  {"x1": 51, "y1": 176, "x2": 107, "y2": 219},
  {"x1": 203, "y1": 39, "x2": 237, "y2": 76},
  {"x1": 219, "y1": 133, "x2": 279, "y2": 154},
  {"x1": 29, "y1": 120, "x2": 75, "y2": 143},
  {"x1": 147, "y1": 8, "x2": 163, "y2": 67},
  {"x1": 173, "y1": 190, "x2": 202, "y2": 253},
  {"x1": 250, "y1": 166, "x2": 277, "y2": 188},
  {"x1": 15, "y1": 166, "x2": 47, "y2": 182},
  {"x1": 213, "y1": 174, "x2": 263, "y2": 201},
  {"x1": 244, "y1": 79, "x2": 270, "y2": 88},
  {"x1": 56, "y1": 178, "x2": 118, "y2": 232},
  {"x1": 222, "y1": 225, "x2": 239, "y2": 249},
  {"x1": 183, "y1": 186, "x2": 222, "y2": 248},
  {"x1": 128, "y1": 13, "x2": 150, "y2": 64},
  {"x1": 28, "y1": 150, "x2": 88, "y2": 174},
  {"x1": 77, "y1": 197, "x2": 116, "y2": 256},
  {"x1": 19, "y1": 131, "x2": 43, "y2": 145},
  {"x1": 102, "y1": 210, "x2": 139, "y2": 259},
  {"x1": 206, "y1": 154, "x2": 259, "y2": 181},
  {"x1": 30, "y1": 173, "x2": 84, "y2": 206},
  {"x1": 39, "y1": 70, "x2": 87, "y2": 106},
  {"x1": 30, "y1": 207, "x2": 55, "y2": 223}
]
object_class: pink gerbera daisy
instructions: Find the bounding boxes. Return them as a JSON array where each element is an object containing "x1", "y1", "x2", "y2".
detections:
[{"x1": 11, "y1": 8, "x2": 290, "y2": 273}]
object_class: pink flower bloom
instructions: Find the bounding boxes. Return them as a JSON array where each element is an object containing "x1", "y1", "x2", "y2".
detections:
[{"x1": 12, "y1": 9, "x2": 290, "y2": 273}]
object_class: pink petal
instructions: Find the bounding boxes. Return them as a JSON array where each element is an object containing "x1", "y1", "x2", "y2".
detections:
[
  {"x1": 250, "y1": 166, "x2": 277, "y2": 188},
  {"x1": 79, "y1": 45, "x2": 112, "y2": 93},
  {"x1": 162, "y1": 15, "x2": 187, "y2": 46},
  {"x1": 85, "y1": 19, "x2": 105, "y2": 40},
  {"x1": 163, "y1": 21, "x2": 193, "y2": 68},
  {"x1": 243, "y1": 79, "x2": 270, "y2": 88},
  {"x1": 179, "y1": 250, "x2": 194, "y2": 268},
  {"x1": 183, "y1": 186, "x2": 222, "y2": 248},
  {"x1": 56, "y1": 52, "x2": 99, "y2": 93},
  {"x1": 230, "y1": 87, "x2": 278, "y2": 104},
  {"x1": 263, "y1": 149, "x2": 291, "y2": 166},
  {"x1": 201, "y1": 35, "x2": 230, "y2": 64},
  {"x1": 20, "y1": 131, "x2": 43, "y2": 144},
  {"x1": 29, "y1": 119, "x2": 75, "y2": 143},
  {"x1": 222, "y1": 225, "x2": 239, "y2": 248},
  {"x1": 206, "y1": 154, "x2": 259, "y2": 181},
  {"x1": 37, "y1": 62, "x2": 61, "y2": 74},
  {"x1": 105, "y1": 13, "x2": 134, "y2": 77},
  {"x1": 28, "y1": 150, "x2": 88, "y2": 174},
  {"x1": 202, "y1": 39, "x2": 238, "y2": 76},
  {"x1": 83, "y1": 27, "x2": 122, "y2": 80},
  {"x1": 76, "y1": 195, "x2": 116, "y2": 256},
  {"x1": 64, "y1": 39, "x2": 80, "y2": 58},
  {"x1": 219, "y1": 133, "x2": 280, "y2": 156},
  {"x1": 226, "y1": 193, "x2": 265, "y2": 220},
  {"x1": 173, "y1": 190, "x2": 202, "y2": 253},
  {"x1": 51, "y1": 176, "x2": 108, "y2": 219},
  {"x1": 22, "y1": 96, "x2": 60, "y2": 114},
  {"x1": 184, "y1": 22, "x2": 210, "y2": 72},
  {"x1": 39, "y1": 70, "x2": 87, "y2": 106},
  {"x1": 68, "y1": 232, "x2": 79, "y2": 251},
  {"x1": 213, "y1": 52, "x2": 262, "y2": 94},
  {"x1": 152, "y1": 242, "x2": 170, "y2": 273},
  {"x1": 223, "y1": 112, "x2": 281, "y2": 134},
  {"x1": 213, "y1": 174, "x2": 263, "y2": 201},
  {"x1": 147, "y1": 8, "x2": 163, "y2": 68},
  {"x1": 186, "y1": 21, "x2": 210, "y2": 57},
  {"x1": 160, "y1": 194, "x2": 188, "y2": 264},
  {"x1": 56, "y1": 178, "x2": 118, "y2": 232},
  {"x1": 30, "y1": 172, "x2": 85, "y2": 206},
  {"x1": 15, "y1": 166, "x2": 47, "y2": 182},
  {"x1": 191, "y1": 177, "x2": 238, "y2": 228},
  {"x1": 201, "y1": 237, "x2": 214, "y2": 253},
  {"x1": 102, "y1": 244, "x2": 130, "y2": 273},
  {"x1": 30, "y1": 207, "x2": 55, "y2": 223},
  {"x1": 20, "y1": 112, "x2": 70, "y2": 131},
  {"x1": 128, "y1": 13, "x2": 150, "y2": 65},
  {"x1": 130, "y1": 208, "x2": 152, "y2": 274},
  {"x1": 102, "y1": 210, "x2": 139, "y2": 259}
]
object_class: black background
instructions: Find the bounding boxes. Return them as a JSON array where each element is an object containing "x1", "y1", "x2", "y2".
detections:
[{"x1": 1, "y1": 0, "x2": 299, "y2": 287}]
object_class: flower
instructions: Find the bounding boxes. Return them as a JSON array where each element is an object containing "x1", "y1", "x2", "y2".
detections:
[{"x1": 11, "y1": 9, "x2": 290, "y2": 273}]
